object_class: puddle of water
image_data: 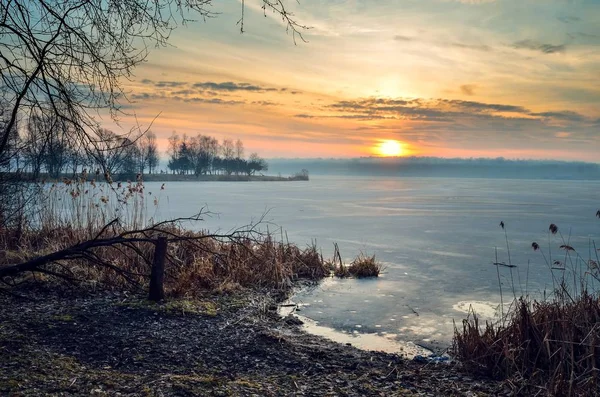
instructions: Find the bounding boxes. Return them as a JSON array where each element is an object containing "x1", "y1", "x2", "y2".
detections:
[{"x1": 279, "y1": 304, "x2": 432, "y2": 359}]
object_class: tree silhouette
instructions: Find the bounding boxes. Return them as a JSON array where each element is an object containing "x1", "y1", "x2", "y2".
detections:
[
  {"x1": 0, "y1": 0, "x2": 306, "y2": 227},
  {"x1": 0, "y1": 0, "x2": 306, "y2": 161},
  {"x1": 167, "y1": 134, "x2": 268, "y2": 177},
  {"x1": 145, "y1": 132, "x2": 160, "y2": 175}
]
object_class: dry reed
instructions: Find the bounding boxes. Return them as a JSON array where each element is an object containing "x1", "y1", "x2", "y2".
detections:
[
  {"x1": 348, "y1": 253, "x2": 382, "y2": 278},
  {"x1": 453, "y1": 220, "x2": 600, "y2": 396}
]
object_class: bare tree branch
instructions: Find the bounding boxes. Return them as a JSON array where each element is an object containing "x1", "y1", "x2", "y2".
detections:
[
  {"x1": 0, "y1": 0, "x2": 307, "y2": 160},
  {"x1": 0, "y1": 215, "x2": 267, "y2": 286}
]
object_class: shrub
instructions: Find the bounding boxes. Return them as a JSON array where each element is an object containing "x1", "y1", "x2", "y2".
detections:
[{"x1": 348, "y1": 253, "x2": 382, "y2": 278}]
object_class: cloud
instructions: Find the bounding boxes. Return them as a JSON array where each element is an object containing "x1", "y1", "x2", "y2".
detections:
[
  {"x1": 393, "y1": 35, "x2": 492, "y2": 52},
  {"x1": 513, "y1": 40, "x2": 566, "y2": 54},
  {"x1": 294, "y1": 113, "x2": 392, "y2": 121},
  {"x1": 171, "y1": 89, "x2": 196, "y2": 96},
  {"x1": 130, "y1": 92, "x2": 245, "y2": 106},
  {"x1": 557, "y1": 16, "x2": 581, "y2": 24},
  {"x1": 137, "y1": 80, "x2": 290, "y2": 95},
  {"x1": 555, "y1": 132, "x2": 572, "y2": 138},
  {"x1": 301, "y1": 96, "x2": 593, "y2": 132},
  {"x1": 192, "y1": 81, "x2": 279, "y2": 92},
  {"x1": 129, "y1": 79, "x2": 296, "y2": 110},
  {"x1": 442, "y1": 99, "x2": 527, "y2": 113},
  {"x1": 131, "y1": 92, "x2": 163, "y2": 100},
  {"x1": 155, "y1": 81, "x2": 187, "y2": 88},
  {"x1": 328, "y1": 97, "x2": 528, "y2": 115},
  {"x1": 460, "y1": 84, "x2": 477, "y2": 96},
  {"x1": 252, "y1": 101, "x2": 279, "y2": 106},
  {"x1": 183, "y1": 97, "x2": 245, "y2": 105},
  {"x1": 449, "y1": 42, "x2": 491, "y2": 52},
  {"x1": 531, "y1": 111, "x2": 586, "y2": 122},
  {"x1": 575, "y1": 32, "x2": 600, "y2": 40},
  {"x1": 328, "y1": 98, "x2": 415, "y2": 111}
]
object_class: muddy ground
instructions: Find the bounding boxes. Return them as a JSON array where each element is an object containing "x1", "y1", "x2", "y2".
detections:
[{"x1": 0, "y1": 287, "x2": 504, "y2": 396}]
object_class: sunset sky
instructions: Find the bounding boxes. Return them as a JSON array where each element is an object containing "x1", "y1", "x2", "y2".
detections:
[{"x1": 117, "y1": 0, "x2": 600, "y2": 161}]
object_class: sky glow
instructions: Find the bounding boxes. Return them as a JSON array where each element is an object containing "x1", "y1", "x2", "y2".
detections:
[{"x1": 115, "y1": 0, "x2": 599, "y2": 161}]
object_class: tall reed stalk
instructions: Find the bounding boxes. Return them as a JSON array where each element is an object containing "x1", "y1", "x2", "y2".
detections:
[{"x1": 453, "y1": 216, "x2": 600, "y2": 396}]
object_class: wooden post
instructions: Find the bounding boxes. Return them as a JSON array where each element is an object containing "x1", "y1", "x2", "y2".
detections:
[{"x1": 149, "y1": 236, "x2": 167, "y2": 302}]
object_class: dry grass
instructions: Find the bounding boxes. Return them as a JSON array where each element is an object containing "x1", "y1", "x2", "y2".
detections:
[
  {"x1": 348, "y1": 253, "x2": 382, "y2": 278},
  {"x1": 0, "y1": 225, "x2": 331, "y2": 296},
  {"x1": 37, "y1": 173, "x2": 161, "y2": 233},
  {"x1": 453, "y1": 292, "x2": 600, "y2": 396},
  {"x1": 167, "y1": 234, "x2": 330, "y2": 295},
  {"x1": 332, "y1": 255, "x2": 382, "y2": 279},
  {"x1": 453, "y1": 220, "x2": 600, "y2": 396},
  {"x1": 328, "y1": 243, "x2": 381, "y2": 279},
  {"x1": 0, "y1": 177, "x2": 331, "y2": 296},
  {"x1": 333, "y1": 263, "x2": 351, "y2": 278}
]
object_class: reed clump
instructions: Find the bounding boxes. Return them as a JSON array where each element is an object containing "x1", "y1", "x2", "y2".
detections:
[
  {"x1": 333, "y1": 263, "x2": 351, "y2": 278},
  {"x1": 167, "y1": 234, "x2": 330, "y2": 295},
  {"x1": 328, "y1": 243, "x2": 382, "y2": 279},
  {"x1": 452, "y1": 219, "x2": 600, "y2": 396},
  {"x1": 348, "y1": 253, "x2": 382, "y2": 278},
  {"x1": 453, "y1": 292, "x2": 600, "y2": 395}
]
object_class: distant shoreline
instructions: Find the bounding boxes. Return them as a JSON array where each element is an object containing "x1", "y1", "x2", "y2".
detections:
[
  {"x1": 142, "y1": 174, "x2": 309, "y2": 182},
  {"x1": 0, "y1": 172, "x2": 309, "y2": 183}
]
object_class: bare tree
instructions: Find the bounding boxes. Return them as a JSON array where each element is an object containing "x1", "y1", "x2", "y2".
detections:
[
  {"x1": 0, "y1": 0, "x2": 307, "y2": 162},
  {"x1": 94, "y1": 129, "x2": 135, "y2": 178},
  {"x1": 43, "y1": 120, "x2": 69, "y2": 178},
  {"x1": 0, "y1": 105, "x2": 28, "y2": 228},
  {"x1": 0, "y1": 105, "x2": 20, "y2": 171},
  {"x1": 0, "y1": 0, "x2": 306, "y2": 226},
  {"x1": 23, "y1": 114, "x2": 51, "y2": 178},
  {"x1": 66, "y1": 145, "x2": 85, "y2": 177},
  {"x1": 222, "y1": 139, "x2": 235, "y2": 160},
  {"x1": 235, "y1": 139, "x2": 245, "y2": 160},
  {"x1": 207, "y1": 136, "x2": 220, "y2": 174},
  {"x1": 167, "y1": 132, "x2": 179, "y2": 174},
  {"x1": 144, "y1": 132, "x2": 159, "y2": 175},
  {"x1": 136, "y1": 133, "x2": 151, "y2": 175}
]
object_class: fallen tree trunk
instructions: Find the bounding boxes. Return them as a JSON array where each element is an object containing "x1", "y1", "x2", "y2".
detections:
[
  {"x1": 0, "y1": 212, "x2": 263, "y2": 297},
  {"x1": 0, "y1": 235, "x2": 153, "y2": 279}
]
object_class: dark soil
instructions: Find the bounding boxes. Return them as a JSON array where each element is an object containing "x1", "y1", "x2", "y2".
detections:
[{"x1": 0, "y1": 287, "x2": 503, "y2": 396}]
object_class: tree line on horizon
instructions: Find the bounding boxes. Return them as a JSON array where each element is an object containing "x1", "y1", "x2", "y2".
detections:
[
  {"x1": 0, "y1": 0, "x2": 298, "y2": 229},
  {"x1": 1, "y1": 111, "x2": 269, "y2": 179},
  {"x1": 166, "y1": 133, "x2": 268, "y2": 176},
  {"x1": 1, "y1": 112, "x2": 161, "y2": 179}
]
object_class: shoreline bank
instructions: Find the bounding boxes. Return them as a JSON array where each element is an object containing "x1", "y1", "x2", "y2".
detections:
[{"x1": 0, "y1": 287, "x2": 501, "y2": 396}]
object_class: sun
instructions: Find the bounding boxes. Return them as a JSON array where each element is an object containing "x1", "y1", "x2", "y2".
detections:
[{"x1": 376, "y1": 140, "x2": 404, "y2": 157}]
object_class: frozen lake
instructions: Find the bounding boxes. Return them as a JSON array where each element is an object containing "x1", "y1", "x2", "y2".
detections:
[{"x1": 144, "y1": 176, "x2": 599, "y2": 350}]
